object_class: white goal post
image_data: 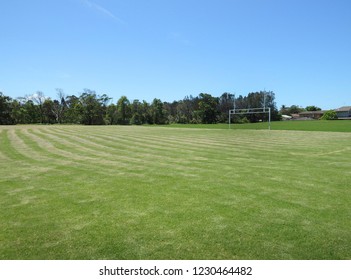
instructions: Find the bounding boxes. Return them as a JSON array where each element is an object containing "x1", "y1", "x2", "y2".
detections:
[{"x1": 228, "y1": 107, "x2": 271, "y2": 130}]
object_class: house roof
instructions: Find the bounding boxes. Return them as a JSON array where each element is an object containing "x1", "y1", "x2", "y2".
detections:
[
  {"x1": 299, "y1": 110, "x2": 326, "y2": 115},
  {"x1": 335, "y1": 106, "x2": 351, "y2": 112}
]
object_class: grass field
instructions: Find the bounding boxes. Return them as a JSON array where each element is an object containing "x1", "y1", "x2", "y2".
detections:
[
  {"x1": 168, "y1": 120, "x2": 351, "y2": 132},
  {"x1": 0, "y1": 124, "x2": 351, "y2": 259}
]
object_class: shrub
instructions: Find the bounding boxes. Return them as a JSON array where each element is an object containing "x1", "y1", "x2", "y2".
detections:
[{"x1": 320, "y1": 110, "x2": 338, "y2": 120}]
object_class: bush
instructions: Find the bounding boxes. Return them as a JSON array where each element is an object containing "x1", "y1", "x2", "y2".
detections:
[
  {"x1": 320, "y1": 110, "x2": 338, "y2": 120},
  {"x1": 239, "y1": 117, "x2": 250, "y2": 124}
]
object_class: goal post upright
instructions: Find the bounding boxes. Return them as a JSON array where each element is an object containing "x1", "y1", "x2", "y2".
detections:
[
  {"x1": 228, "y1": 93, "x2": 236, "y2": 130},
  {"x1": 228, "y1": 91, "x2": 271, "y2": 130},
  {"x1": 228, "y1": 107, "x2": 271, "y2": 130}
]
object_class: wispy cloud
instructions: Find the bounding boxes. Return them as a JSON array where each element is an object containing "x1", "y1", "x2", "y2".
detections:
[{"x1": 82, "y1": 0, "x2": 125, "y2": 24}]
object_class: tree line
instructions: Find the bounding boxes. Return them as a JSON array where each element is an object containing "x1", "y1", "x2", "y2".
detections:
[
  {"x1": 280, "y1": 105, "x2": 322, "y2": 115},
  {"x1": 0, "y1": 89, "x2": 280, "y2": 125}
]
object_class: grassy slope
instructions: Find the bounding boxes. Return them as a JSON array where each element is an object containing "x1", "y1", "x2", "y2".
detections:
[{"x1": 0, "y1": 125, "x2": 350, "y2": 259}]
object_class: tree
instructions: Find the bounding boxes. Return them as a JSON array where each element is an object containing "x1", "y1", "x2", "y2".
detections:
[
  {"x1": 106, "y1": 103, "x2": 118, "y2": 125},
  {"x1": 140, "y1": 100, "x2": 153, "y2": 124},
  {"x1": 163, "y1": 100, "x2": 178, "y2": 123},
  {"x1": 0, "y1": 89, "x2": 284, "y2": 125},
  {"x1": 10, "y1": 99, "x2": 26, "y2": 124},
  {"x1": 320, "y1": 110, "x2": 337, "y2": 120},
  {"x1": 305, "y1": 105, "x2": 322, "y2": 111},
  {"x1": 244, "y1": 91, "x2": 278, "y2": 122},
  {"x1": 42, "y1": 99, "x2": 57, "y2": 124},
  {"x1": 150, "y1": 98, "x2": 167, "y2": 124},
  {"x1": 23, "y1": 100, "x2": 41, "y2": 123},
  {"x1": 0, "y1": 92, "x2": 14, "y2": 124},
  {"x1": 64, "y1": 95, "x2": 82, "y2": 124},
  {"x1": 287, "y1": 105, "x2": 304, "y2": 114},
  {"x1": 280, "y1": 105, "x2": 288, "y2": 115},
  {"x1": 218, "y1": 92, "x2": 235, "y2": 123},
  {"x1": 130, "y1": 99, "x2": 144, "y2": 125},
  {"x1": 198, "y1": 93, "x2": 218, "y2": 124},
  {"x1": 79, "y1": 90, "x2": 106, "y2": 125},
  {"x1": 50, "y1": 88, "x2": 67, "y2": 123},
  {"x1": 116, "y1": 96, "x2": 131, "y2": 124},
  {"x1": 175, "y1": 95, "x2": 199, "y2": 124},
  {"x1": 262, "y1": 90, "x2": 280, "y2": 121},
  {"x1": 228, "y1": 91, "x2": 280, "y2": 123},
  {"x1": 30, "y1": 91, "x2": 46, "y2": 123}
]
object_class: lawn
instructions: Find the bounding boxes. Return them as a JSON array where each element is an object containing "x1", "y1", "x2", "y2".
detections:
[
  {"x1": 168, "y1": 120, "x2": 351, "y2": 132},
  {"x1": 0, "y1": 125, "x2": 350, "y2": 259}
]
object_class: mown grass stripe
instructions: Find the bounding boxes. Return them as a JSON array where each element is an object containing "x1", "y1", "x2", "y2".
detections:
[
  {"x1": 0, "y1": 128, "x2": 46, "y2": 170},
  {"x1": 31, "y1": 127, "x2": 205, "y2": 180},
  {"x1": 21, "y1": 126, "x2": 351, "y2": 185},
  {"x1": 15, "y1": 129, "x2": 67, "y2": 164},
  {"x1": 43, "y1": 127, "x2": 210, "y2": 175},
  {"x1": 14, "y1": 128, "x2": 142, "y2": 178},
  {"x1": 39, "y1": 130, "x2": 198, "y2": 177},
  {"x1": 1, "y1": 125, "x2": 351, "y2": 260},
  {"x1": 24, "y1": 128, "x2": 144, "y2": 174}
]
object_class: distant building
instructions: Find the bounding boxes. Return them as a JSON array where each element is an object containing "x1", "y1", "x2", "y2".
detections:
[
  {"x1": 281, "y1": 114, "x2": 292, "y2": 120},
  {"x1": 298, "y1": 111, "x2": 326, "y2": 120},
  {"x1": 335, "y1": 106, "x2": 351, "y2": 119}
]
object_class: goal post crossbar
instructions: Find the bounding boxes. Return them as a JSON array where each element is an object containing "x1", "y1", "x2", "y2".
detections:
[
  {"x1": 229, "y1": 107, "x2": 271, "y2": 130},
  {"x1": 229, "y1": 108, "x2": 270, "y2": 114}
]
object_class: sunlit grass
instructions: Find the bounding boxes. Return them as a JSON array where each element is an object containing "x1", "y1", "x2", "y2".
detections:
[
  {"x1": 0, "y1": 125, "x2": 350, "y2": 259},
  {"x1": 167, "y1": 120, "x2": 351, "y2": 132}
]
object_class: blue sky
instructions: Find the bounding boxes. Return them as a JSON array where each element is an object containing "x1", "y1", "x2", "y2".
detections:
[{"x1": 1, "y1": 0, "x2": 350, "y2": 109}]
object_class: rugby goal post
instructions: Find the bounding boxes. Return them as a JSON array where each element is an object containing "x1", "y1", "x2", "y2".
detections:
[{"x1": 228, "y1": 107, "x2": 271, "y2": 130}]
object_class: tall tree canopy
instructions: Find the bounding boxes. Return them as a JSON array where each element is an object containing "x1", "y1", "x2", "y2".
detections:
[
  {"x1": 0, "y1": 92, "x2": 14, "y2": 125},
  {"x1": 0, "y1": 89, "x2": 280, "y2": 125}
]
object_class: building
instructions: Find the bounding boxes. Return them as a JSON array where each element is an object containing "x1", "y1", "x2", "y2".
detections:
[
  {"x1": 281, "y1": 114, "x2": 292, "y2": 120},
  {"x1": 298, "y1": 111, "x2": 326, "y2": 120},
  {"x1": 335, "y1": 106, "x2": 351, "y2": 119}
]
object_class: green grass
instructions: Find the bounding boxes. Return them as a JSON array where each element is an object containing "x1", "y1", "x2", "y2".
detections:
[
  {"x1": 0, "y1": 125, "x2": 351, "y2": 259},
  {"x1": 167, "y1": 120, "x2": 351, "y2": 132}
]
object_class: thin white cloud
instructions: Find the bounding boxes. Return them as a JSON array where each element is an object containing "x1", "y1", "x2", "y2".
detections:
[{"x1": 83, "y1": 0, "x2": 125, "y2": 24}]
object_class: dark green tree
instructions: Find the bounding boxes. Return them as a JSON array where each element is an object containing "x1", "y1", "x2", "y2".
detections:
[
  {"x1": 42, "y1": 99, "x2": 57, "y2": 124},
  {"x1": 243, "y1": 91, "x2": 280, "y2": 122},
  {"x1": 79, "y1": 90, "x2": 105, "y2": 125},
  {"x1": 116, "y1": 96, "x2": 131, "y2": 125},
  {"x1": 150, "y1": 98, "x2": 167, "y2": 124},
  {"x1": 198, "y1": 93, "x2": 218, "y2": 124},
  {"x1": 64, "y1": 95, "x2": 82, "y2": 124},
  {"x1": 23, "y1": 100, "x2": 41, "y2": 123},
  {"x1": 286, "y1": 105, "x2": 304, "y2": 114},
  {"x1": 218, "y1": 92, "x2": 235, "y2": 123},
  {"x1": 10, "y1": 99, "x2": 26, "y2": 124},
  {"x1": 106, "y1": 103, "x2": 118, "y2": 125},
  {"x1": 320, "y1": 110, "x2": 337, "y2": 120},
  {"x1": 130, "y1": 99, "x2": 144, "y2": 125},
  {"x1": 163, "y1": 101, "x2": 178, "y2": 123},
  {"x1": 31, "y1": 91, "x2": 46, "y2": 123},
  {"x1": 140, "y1": 101, "x2": 153, "y2": 124},
  {"x1": 305, "y1": 105, "x2": 322, "y2": 111},
  {"x1": 0, "y1": 92, "x2": 14, "y2": 124},
  {"x1": 174, "y1": 95, "x2": 199, "y2": 123}
]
